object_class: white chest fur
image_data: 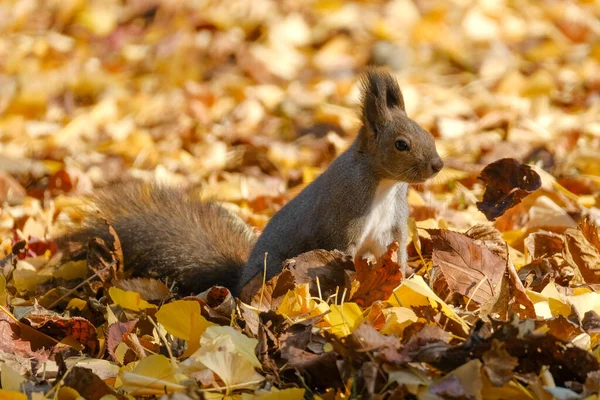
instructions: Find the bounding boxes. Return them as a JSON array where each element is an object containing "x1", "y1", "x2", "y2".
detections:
[{"x1": 354, "y1": 180, "x2": 409, "y2": 261}]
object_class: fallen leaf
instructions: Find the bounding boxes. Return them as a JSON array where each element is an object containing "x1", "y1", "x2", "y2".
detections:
[
  {"x1": 276, "y1": 283, "x2": 330, "y2": 321},
  {"x1": 428, "y1": 229, "x2": 506, "y2": 306},
  {"x1": 108, "y1": 287, "x2": 157, "y2": 311},
  {"x1": 323, "y1": 302, "x2": 363, "y2": 337},
  {"x1": 564, "y1": 228, "x2": 600, "y2": 284},
  {"x1": 62, "y1": 366, "x2": 125, "y2": 400},
  {"x1": 114, "y1": 277, "x2": 171, "y2": 302},
  {"x1": 155, "y1": 299, "x2": 214, "y2": 357},
  {"x1": 118, "y1": 354, "x2": 187, "y2": 396},
  {"x1": 23, "y1": 313, "x2": 98, "y2": 354},
  {"x1": 188, "y1": 326, "x2": 265, "y2": 390},
  {"x1": 476, "y1": 158, "x2": 541, "y2": 221},
  {"x1": 482, "y1": 340, "x2": 519, "y2": 386},
  {"x1": 283, "y1": 249, "x2": 354, "y2": 300},
  {"x1": 1, "y1": 364, "x2": 26, "y2": 392},
  {"x1": 248, "y1": 270, "x2": 296, "y2": 311},
  {"x1": 107, "y1": 320, "x2": 137, "y2": 362},
  {"x1": 388, "y1": 275, "x2": 469, "y2": 335},
  {"x1": 351, "y1": 241, "x2": 403, "y2": 307}
]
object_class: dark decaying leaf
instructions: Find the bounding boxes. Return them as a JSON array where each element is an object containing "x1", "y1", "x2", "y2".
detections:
[
  {"x1": 63, "y1": 366, "x2": 126, "y2": 400},
  {"x1": 428, "y1": 229, "x2": 505, "y2": 305},
  {"x1": 429, "y1": 374, "x2": 472, "y2": 400},
  {"x1": 582, "y1": 310, "x2": 600, "y2": 333},
  {"x1": 283, "y1": 249, "x2": 355, "y2": 299},
  {"x1": 434, "y1": 317, "x2": 599, "y2": 385},
  {"x1": 482, "y1": 339, "x2": 519, "y2": 386},
  {"x1": 282, "y1": 348, "x2": 343, "y2": 391},
  {"x1": 476, "y1": 158, "x2": 541, "y2": 221}
]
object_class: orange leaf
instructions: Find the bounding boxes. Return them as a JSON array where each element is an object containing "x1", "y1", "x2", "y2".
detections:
[{"x1": 351, "y1": 241, "x2": 402, "y2": 307}]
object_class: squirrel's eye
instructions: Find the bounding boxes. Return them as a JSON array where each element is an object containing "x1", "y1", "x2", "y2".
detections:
[{"x1": 395, "y1": 140, "x2": 409, "y2": 152}]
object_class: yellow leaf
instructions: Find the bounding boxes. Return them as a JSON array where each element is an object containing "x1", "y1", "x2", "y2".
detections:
[
  {"x1": 54, "y1": 260, "x2": 88, "y2": 280},
  {"x1": 156, "y1": 300, "x2": 212, "y2": 340},
  {"x1": 186, "y1": 326, "x2": 264, "y2": 391},
  {"x1": 118, "y1": 355, "x2": 187, "y2": 396},
  {"x1": 75, "y1": 5, "x2": 117, "y2": 36},
  {"x1": 0, "y1": 275, "x2": 7, "y2": 307},
  {"x1": 241, "y1": 388, "x2": 306, "y2": 399},
  {"x1": 1, "y1": 364, "x2": 25, "y2": 392},
  {"x1": 567, "y1": 291, "x2": 600, "y2": 322},
  {"x1": 13, "y1": 269, "x2": 52, "y2": 293},
  {"x1": 0, "y1": 390, "x2": 27, "y2": 400},
  {"x1": 380, "y1": 307, "x2": 418, "y2": 336},
  {"x1": 66, "y1": 298, "x2": 87, "y2": 311},
  {"x1": 276, "y1": 284, "x2": 329, "y2": 321},
  {"x1": 323, "y1": 303, "x2": 363, "y2": 337},
  {"x1": 156, "y1": 300, "x2": 214, "y2": 357},
  {"x1": 108, "y1": 287, "x2": 157, "y2": 311},
  {"x1": 388, "y1": 275, "x2": 469, "y2": 334},
  {"x1": 57, "y1": 386, "x2": 83, "y2": 400}
]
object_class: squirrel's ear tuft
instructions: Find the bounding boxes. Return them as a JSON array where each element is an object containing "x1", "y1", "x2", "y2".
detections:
[{"x1": 360, "y1": 68, "x2": 405, "y2": 134}]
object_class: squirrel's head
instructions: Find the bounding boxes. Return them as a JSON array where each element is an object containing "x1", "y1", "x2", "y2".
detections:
[{"x1": 359, "y1": 69, "x2": 443, "y2": 183}]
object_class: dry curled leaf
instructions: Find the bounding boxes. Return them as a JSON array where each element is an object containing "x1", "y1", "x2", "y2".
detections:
[
  {"x1": 283, "y1": 249, "x2": 355, "y2": 300},
  {"x1": 23, "y1": 313, "x2": 99, "y2": 354},
  {"x1": 63, "y1": 366, "x2": 126, "y2": 400},
  {"x1": 476, "y1": 158, "x2": 541, "y2": 221}
]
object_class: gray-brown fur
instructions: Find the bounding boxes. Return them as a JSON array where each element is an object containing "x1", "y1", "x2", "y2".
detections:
[
  {"x1": 57, "y1": 182, "x2": 255, "y2": 296},
  {"x1": 241, "y1": 68, "x2": 443, "y2": 292}
]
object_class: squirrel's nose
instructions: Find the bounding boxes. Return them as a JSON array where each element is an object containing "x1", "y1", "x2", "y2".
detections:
[{"x1": 431, "y1": 158, "x2": 444, "y2": 173}]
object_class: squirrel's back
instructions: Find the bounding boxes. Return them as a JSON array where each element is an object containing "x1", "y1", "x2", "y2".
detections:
[{"x1": 57, "y1": 182, "x2": 255, "y2": 296}]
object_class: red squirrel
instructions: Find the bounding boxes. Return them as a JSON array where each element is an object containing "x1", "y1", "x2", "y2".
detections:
[{"x1": 57, "y1": 69, "x2": 443, "y2": 297}]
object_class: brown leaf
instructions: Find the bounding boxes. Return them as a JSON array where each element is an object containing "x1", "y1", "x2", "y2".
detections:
[
  {"x1": 524, "y1": 231, "x2": 564, "y2": 259},
  {"x1": 580, "y1": 214, "x2": 600, "y2": 252},
  {"x1": 584, "y1": 371, "x2": 600, "y2": 397},
  {"x1": 283, "y1": 249, "x2": 355, "y2": 300},
  {"x1": 564, "y1": 228, "x2": 600, "y2": 284},
  {"x1": 476, "y1": 158, "x2": 541, "y2": 221},
  {"x1": 24, "y1": 314, "x2": 98, "y2": 354},
  {"x1": 48, "y1": 167, "x2": 93, "y2": 195},
  {"x1": 582, "y1": 310, "x2": 600, "y2": 333},
  {"x1": 250, "y1": 269, "x2": 296, "y2": 312},
  {"x1": 428, "y1": 229, "x2": 505, "y2": 305},
  {"x1": 0, "y1": 309, "x2": 50, "y2": 361},
  {"x1": 63, "y1": 366, "x2": 126, "y2": 400},
  {"x1": 351, "y1": 241, "x2": 402, "y2": 307},
  {"x1": 282, "y1": 349, "x2": 343, "y2": 391},
  {"x1": 107, "y1": 320, "x2": 137, "y2": 361},
  {"x1": 436, "y1": 317, "x2": 599, "y2": 385},
  {"x1": 429, "y1": 374, "x2": 471, "y2": 399},
  {"x1": 465, "y1": 224, "x2": 508, "y2": 259},
  {"x1": 482, "y1": 340, "x2": 518, "y2": 386},
  {"x1": 0, "y1": 171, "x2": 26, "y2": 204},
  {"x1": 114, "y1": 277, "x2": 171, "y2": 302},
  {"x1": 350, "y1": 323, "x2": 398, "y2": 351}
]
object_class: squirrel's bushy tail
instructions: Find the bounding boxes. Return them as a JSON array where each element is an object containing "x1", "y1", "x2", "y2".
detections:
[{"x1": 56, "y1": 182, "x2": 255, "y2": 296}]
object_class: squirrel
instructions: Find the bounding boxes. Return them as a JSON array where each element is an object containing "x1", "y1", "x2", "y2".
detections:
[{"x1": 56, "y1": 69, "x2": 443, "y2": 298}]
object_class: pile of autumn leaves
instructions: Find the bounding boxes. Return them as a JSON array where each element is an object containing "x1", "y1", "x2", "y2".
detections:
[{"x1": 2, "y1": 158, "x2": 600, "y2": 399}]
